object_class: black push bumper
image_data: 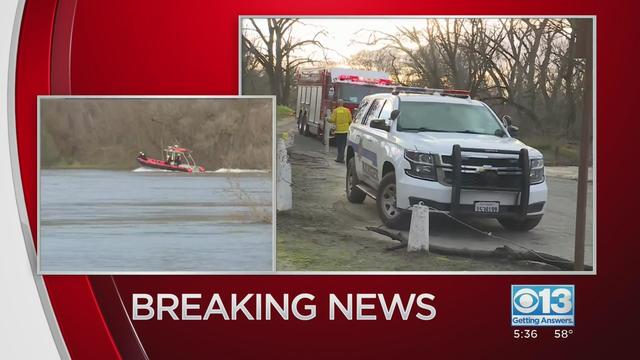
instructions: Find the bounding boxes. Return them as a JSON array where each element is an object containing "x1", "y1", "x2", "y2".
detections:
[{"x1": 413, "y1": 144, "x2": 539, "y2": 218}]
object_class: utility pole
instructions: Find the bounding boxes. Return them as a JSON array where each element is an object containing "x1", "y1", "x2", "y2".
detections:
[{"x1": 573, "y1": 19, "x2": 593, "y2": 270}]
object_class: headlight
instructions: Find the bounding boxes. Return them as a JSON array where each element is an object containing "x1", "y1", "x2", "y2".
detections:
[
  {"x1": 530, "y1": 158, "x2": 544, "y2": 184},
  {"x1": 404, "y1": 150, "x2": 436, "y2": 181}
]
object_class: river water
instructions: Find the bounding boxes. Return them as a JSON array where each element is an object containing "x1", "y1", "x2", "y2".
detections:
[{"x1": 39, "y1": 169, "x2": 273, "y2": 272}]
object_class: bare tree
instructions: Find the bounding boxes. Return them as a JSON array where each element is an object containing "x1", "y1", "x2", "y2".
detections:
[
  {"x1": 241, "y1": 17, "x2": 585, "y2": 140},
  {"x1": 241, "y1": 19, "x2": 326, "y2": 105},
  {"x1": 363, "y1": 18, "x2": 583, "y2": 137},
  {"x1": 348, "y1": 48, "x2": 406, "y2": 84}
]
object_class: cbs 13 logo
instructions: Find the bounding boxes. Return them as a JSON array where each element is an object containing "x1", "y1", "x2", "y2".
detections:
[{"x1": 511, "y1": 285, "x2": 574, "y2": 326}]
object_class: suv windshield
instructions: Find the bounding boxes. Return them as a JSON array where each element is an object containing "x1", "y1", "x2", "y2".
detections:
[
  {"x1": 397, "y1": 101, "x2": 504, "y2": 136},
  {"x1": 338, "y1": 83, "x2": 393, "y2": 104}
]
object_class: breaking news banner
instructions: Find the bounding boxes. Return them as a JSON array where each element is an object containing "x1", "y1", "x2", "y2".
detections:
[{"x1": 0, "y1": 0, "x2": 638, "y2": 359}]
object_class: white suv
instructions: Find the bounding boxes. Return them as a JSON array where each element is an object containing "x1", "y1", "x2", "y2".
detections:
[{"x1": 345, "y1": 88, "x2": 548, "y2": 231}]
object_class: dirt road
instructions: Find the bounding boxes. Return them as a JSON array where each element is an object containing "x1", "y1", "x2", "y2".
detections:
[{"x1": 276, "y1": 118, "x2": 594, "y2": 272}]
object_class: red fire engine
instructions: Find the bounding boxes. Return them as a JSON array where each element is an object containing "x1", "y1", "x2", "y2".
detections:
[{"x1": 295, "y1": 68, "x2": 395, "y2": 143}]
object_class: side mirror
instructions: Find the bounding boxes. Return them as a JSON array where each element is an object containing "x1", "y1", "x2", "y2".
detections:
[
  {"x1": 507, "y1": 125, "x2": 519, "y2": 136},
  {"x1": 502, "y1": 115, "x2": 512, "y2": 127},
  {"x1": 390, "y1": 109, "x2": 400, "y2": 120},
  {"x1": 369, "y1": 119, "x2": 390, "y2": 132}
]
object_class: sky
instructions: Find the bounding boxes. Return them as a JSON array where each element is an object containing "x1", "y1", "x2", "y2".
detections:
[
  {"x1": 241, "y1": 17, "x2": 565, "y2": 67},
  {"x1": 242, "y1": 17, "x2": 429, "y2": 64}
]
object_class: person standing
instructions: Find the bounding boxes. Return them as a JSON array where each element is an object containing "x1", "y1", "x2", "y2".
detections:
[{"x1": 329, "y1": 99, "x2": 352, "y2": 163}]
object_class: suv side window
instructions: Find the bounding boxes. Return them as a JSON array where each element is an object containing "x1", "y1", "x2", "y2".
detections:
[
  {"x1": 378, "y1": 99, "x2": 394, "y2": 120},
  {"x1": 362, "y1": 99, "x2": 384, "y2": 125},
  {"x1": 354, "y1": 99, "x2": 370, "y2": 124}
]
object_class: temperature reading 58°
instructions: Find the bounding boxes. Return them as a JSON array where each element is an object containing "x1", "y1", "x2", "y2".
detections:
[{"x1": 554, "y1": 329, "x2": 574, "y2": 339}]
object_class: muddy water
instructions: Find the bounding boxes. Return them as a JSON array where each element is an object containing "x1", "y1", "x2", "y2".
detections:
[{"x1": 40, "y1": 169, "x2": 272, "y2": 272}]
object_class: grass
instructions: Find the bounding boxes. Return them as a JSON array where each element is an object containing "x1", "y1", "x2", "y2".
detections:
[
  {"x1": 522, "y1": 137, "x2": 581, "y2": 166},
  {"x1": 276, "y1": 105, "x2": 295, "y2": 122},
  {"x1": 276, "y1": 229, "x2": 540, "y2": 272},
  {"x1": 276, "y1": 211, "x2": 541, "y2": 272}
]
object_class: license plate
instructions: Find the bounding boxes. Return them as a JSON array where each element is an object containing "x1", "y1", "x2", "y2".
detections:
[{"x1": 474, "y1": 201, "x2": 499, "y2": 213}]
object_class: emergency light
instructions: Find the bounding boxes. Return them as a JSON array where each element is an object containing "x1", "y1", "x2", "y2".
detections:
[
  {"x1": 337, "y1": 74, "x2": 394, "y2": 86},
  {"x1": 390, "y1": 86, "x2": 471, "y2": 98}
]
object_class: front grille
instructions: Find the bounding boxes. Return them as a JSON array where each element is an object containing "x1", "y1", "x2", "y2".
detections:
[
  {"x1": 438, "y1": 154, "x2": 524, "y2": 191},
  {"x1": 441, "y1": 155, "x2": 521, "y2": 168},
  {"x1": 442, "y1": 171, "x2": 521, "y2": 190}
]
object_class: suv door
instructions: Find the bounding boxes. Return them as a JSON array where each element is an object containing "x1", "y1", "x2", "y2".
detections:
[
  {"x1": 357, "y1": 98, "x2": 385, "y2": 185},
  {"x1": 348, "y1": 97, "x2": 371, "y2": 182},
  {"x1": 365, "y1": 98, "x2": 394, "y2": 186}
]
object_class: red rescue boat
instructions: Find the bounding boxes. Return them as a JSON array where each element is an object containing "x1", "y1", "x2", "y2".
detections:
[{"x1": 136, "y1": 145, "x2": 205, "y2": 173}]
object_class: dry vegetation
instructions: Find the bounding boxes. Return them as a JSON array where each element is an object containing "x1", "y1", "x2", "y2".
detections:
[{"x1": 41, "y1": 98, "x2": 272, "y2": 170}]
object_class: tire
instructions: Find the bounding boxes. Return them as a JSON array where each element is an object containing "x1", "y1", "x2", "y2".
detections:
[
  {"x1": 346, "y1": 157, "x2": 366, "y2": 203},
  {"x1": 376, "y1": 172, "x2": 410, "y2": 229},
  {"x1": 498, "y1": 215, "x2": 543, "y2": 231},
  {"x1": 297, "y1": 120, "x2": 304, "y2": 135},
  {"x1": 303, "y1": 123, "x2": 310, "y2": 137}
]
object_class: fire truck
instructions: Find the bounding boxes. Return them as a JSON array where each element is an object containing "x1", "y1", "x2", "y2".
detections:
[{"x1": 295, "y1": 68, "x2": 394, "y2": 143}]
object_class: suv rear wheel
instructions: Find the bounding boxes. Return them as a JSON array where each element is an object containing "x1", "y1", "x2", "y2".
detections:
[
  {"x1": 376, "y1": 172, "x2": 410, "y2": 229},
  {"x1": 346, "y1": 157, "x2": 366, "y2": 203},
  {"x1": 498, "y1": 215, "x2": 543, "y2": 231}
]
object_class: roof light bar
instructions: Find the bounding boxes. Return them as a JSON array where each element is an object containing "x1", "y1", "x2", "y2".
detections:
[{"x1": 391, "y1": 87, "x2": 471, "y2": 98}]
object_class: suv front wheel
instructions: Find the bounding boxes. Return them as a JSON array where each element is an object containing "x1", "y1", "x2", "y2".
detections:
[
  {"x1": 346, "y1": 157, "x2": 366, "y2": 203},
  {"x1": 376, "y1": 172, "x2": 410, "y2": 229}
]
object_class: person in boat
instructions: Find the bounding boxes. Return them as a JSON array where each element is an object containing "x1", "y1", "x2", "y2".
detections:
[
  {"x1": 175, "y1": 154, "x2": 182, "y2": 166},
  {"x1": 138, "y1": 152, "x2": 147, "y2": 160}
]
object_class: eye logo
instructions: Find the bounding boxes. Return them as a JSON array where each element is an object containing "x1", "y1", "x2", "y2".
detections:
[{"x1": 513, "y1": 288, "x2": 539, "y2": 314}]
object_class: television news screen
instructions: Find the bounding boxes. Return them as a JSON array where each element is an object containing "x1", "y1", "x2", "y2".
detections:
[{"x1": 0, "y1": 1, "x2": 636, "y2": 359}]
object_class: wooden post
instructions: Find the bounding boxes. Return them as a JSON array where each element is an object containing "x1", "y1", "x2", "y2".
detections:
[
  {"x1": 407, "y1": 204, "x2": 430, "y2": 252},
  {"x1": 573, "y1": 18, "x2": 593, "y2": 270},
  {"x1": 324, "y1": 116, "x2": 330, "y2": 154}
]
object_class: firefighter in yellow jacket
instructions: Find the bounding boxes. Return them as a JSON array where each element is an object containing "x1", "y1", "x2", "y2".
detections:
[{"x1": 329, "y1": 99, "x2": 352, "y2": 163}]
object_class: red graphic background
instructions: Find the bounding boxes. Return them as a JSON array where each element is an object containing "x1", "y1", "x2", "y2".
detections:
[{"x1": 13, "y1": 0, "x2": 639, "y2": 358}]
